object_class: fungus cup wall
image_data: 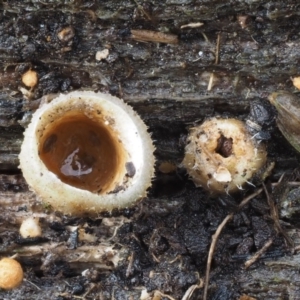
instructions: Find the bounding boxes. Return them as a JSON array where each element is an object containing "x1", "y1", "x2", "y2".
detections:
[
  {"x1": 182, "y1": 117, "x2": 267, "y2": 194},
  {"x1": 19, "y1": 91, "x2": 155, "y2": 215}
]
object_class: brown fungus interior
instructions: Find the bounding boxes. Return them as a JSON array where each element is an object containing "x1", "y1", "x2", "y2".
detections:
[
  {"x1": 215, "y1": 134, "x2": 233, "y2": 158},
  {"x1": 38, "y1": 110, "x2": 127, "y2": 194}
]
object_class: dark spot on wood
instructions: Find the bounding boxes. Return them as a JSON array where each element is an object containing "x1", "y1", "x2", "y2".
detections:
[{"x1": 15, "y1": 236, "x2": 49, "y2": 245}]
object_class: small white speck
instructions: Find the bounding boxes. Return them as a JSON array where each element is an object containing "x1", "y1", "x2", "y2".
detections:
[{"x1": 95, "y1": 49, "x2": 109, "y2": 61}]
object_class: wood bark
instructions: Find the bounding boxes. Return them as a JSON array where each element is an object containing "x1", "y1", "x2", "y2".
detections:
[{"x1": 1, "y1": 1, "x2": 300, "y2": 299}]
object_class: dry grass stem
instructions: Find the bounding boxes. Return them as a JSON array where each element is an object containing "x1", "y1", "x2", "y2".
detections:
[
  {"x1": 131, "y1": 29, "x2": 178, "y2": 44},
  {"x1": 203, "y1": 187, "x2": 264, "y2": 300},
  {"x1": 244, "y1": 238, "x2": 273, "y2": 269}
]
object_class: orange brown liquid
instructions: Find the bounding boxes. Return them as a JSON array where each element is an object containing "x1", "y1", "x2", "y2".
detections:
[{"x1": 38, "y1": 111, "x2": 126, "y2": 193}]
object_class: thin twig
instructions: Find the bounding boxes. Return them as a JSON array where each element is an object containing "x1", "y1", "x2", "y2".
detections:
[
  {"x1": 153, "y1": 290, "x2": 176, "y2": 300},
  {"x1": 133, "y1": 0, "x2": 152, "y2": 21},
  {"x1": 125, "y1": 252, "x2": 135, "y2": 277},
  {"x1": 131, "y1": 29, "x2": 178, "y2": 44},
  {"x1": 287, "y1": 181, "x2": 300, "y2": 186},
  {"x1": 181, "y1": 22, "x2": 204, "y2": 29},
  {"x1": 238, "y1": 188, "x2": 263, "y2": 209},
  {"x1": 203, "y1": 214, "x2": 233, "y2": 300},
  {"x1": 244, "y1": 238, "x2": 273, "y2": 268},
  {"x1": 207, "y1": 33, "x2": 221, "y2": 91},
  {"x1": 181, "y1": 273, "x2": 203, "y2": 300},
  {"x1": 214, "y1": 33, "x2": 221, "y2": 64},
  {"x1": 203, "y1": 188, "x2": 264, "y2": 300},
  {"x1": 24, "y1": 279, "x2": 41, "y2": 290},
  {"x1": 262, "y1": 183, "x2": 294, "y2": 248},
  {"x1": 207, "y1": 73, "x2": 214, "y2": 91},
  {"x1": 201, "y1": 31, "x2": 210, "y2": 43}
]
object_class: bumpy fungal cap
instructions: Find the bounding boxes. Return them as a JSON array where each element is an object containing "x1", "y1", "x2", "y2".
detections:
[
  {"x1": 19, "y1": 91, "x2": 155, "y2": 215},
  {"x1": 0, "y1": 258, "x2": 23, "y2": 290},
  {"x1": 182, "y1": 117, "x2": 267, "y2": 194}
]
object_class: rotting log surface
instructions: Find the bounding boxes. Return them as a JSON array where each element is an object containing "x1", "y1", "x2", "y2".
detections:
[{"x1": 1, "y1": 1, "x2": 300, "y2": 299}]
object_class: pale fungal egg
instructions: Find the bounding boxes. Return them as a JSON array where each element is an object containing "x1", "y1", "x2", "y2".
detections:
[
  {"x1": 95, "y1": 49, "x2": 109, "y2": 61},
  {"x1": 182, "y1": 117, "x2": 267, "y2": 194},
  {"x1": 19, "y1": 217, "x2": 42, "y2": 238},
  {"x1": 19, "y1": 91, "x2": 155, "y2": 215},
  {"x1": 22, "y1": 69, "x2": 38, "y2": 88},
  {"x1": 0, "y1": 258, "x2": 23, "y2": 290}
]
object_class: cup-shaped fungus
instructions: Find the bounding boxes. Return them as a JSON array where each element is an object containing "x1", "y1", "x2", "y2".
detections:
[
  {"x1": 19, "y1": 91, "x2": 155, "y2": 215},
  {"x1": 182, "y1": 117, "x2": 267, "y2": 194}
]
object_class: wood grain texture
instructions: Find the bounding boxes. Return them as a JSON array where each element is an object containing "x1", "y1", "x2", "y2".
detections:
[{"x1": 1, "y1": 1, "x2": 300, "y2": 299}]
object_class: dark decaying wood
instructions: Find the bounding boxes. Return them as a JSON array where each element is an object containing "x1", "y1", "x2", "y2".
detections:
[{"x1": 1, "y1": 1, "x2": 300, "y2": 299}]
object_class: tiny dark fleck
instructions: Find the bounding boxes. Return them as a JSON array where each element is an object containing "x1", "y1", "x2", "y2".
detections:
[
  {"x1": 125, "y1": 162, "x2": 136, "y2": 177},
  {"x1": 109, "y1": 185, "x2": 125, "y2": 194},
  {"x1": 43, "y1": 134, "x2": 57, "y2": 153}
]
